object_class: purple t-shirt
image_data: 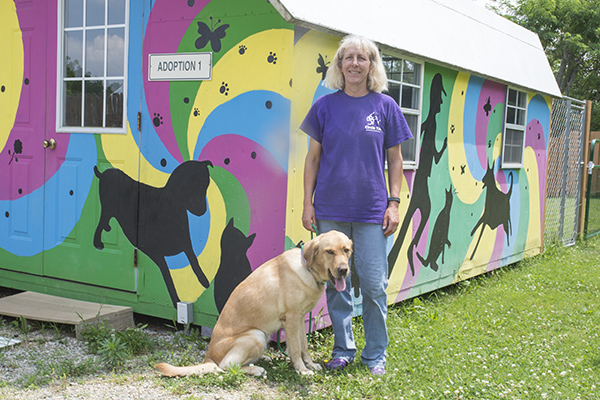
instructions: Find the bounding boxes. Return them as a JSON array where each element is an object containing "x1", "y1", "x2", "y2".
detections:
[{"x1": 300, "y1": 90, "x2": 413, "y2": 223}]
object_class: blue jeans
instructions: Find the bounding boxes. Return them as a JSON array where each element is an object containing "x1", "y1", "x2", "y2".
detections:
[{"x1": 317, "y1": 220, "x2": 389, "y2": 369}]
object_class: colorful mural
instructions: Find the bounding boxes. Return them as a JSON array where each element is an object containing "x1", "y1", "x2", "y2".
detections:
[
  {"x1": 0, "y1": 0, "x2": 552, "y2": 326},
  {"x1": 287, "y1": 36, "x2": 551, "y2": 309}
]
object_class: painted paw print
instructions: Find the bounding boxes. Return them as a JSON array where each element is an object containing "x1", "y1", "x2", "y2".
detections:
[
  {"x1": 153, "y1": 113, "x2": 163, "y2": 127},
  {"x1": 220, "y1": 82, "x2": 229, "y2": 96},
  {"x1": 193, "y1": 108, "x2": 200, "y2": 117},
  {"x1": 267, "y1": 52, "x2": 277, "y2": 64},
  {"x1": 239, "y1": 45, "x2": 247, "y2": 55},
  {"x1": 450, "y1": 124, "x2": 455, "y2": 134}
]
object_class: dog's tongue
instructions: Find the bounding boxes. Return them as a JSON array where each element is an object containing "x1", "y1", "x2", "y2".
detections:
[{"x1": 335, "y1": 277, "x2": 346, "y2": 292}]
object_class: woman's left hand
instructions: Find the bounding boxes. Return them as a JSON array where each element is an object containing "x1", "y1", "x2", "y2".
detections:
[{"x1": 382, "y1": 202, "x2": 399, "y2": 237}]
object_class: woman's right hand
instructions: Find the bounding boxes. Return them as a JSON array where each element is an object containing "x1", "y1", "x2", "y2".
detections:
[
  {"x1": 302, "y1": 204, "x2": 316, "y2": 232},
  {"x1": 302, "y1": 138, "x2": 322, "y2": 234}
]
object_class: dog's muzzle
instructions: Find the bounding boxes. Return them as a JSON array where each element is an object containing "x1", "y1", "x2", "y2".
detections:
[{"x1": 328, "y1": 264, "x2": 349, "y2": 292}]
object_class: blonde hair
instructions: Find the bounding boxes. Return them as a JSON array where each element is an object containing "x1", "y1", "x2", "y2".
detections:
[{"x1": 324, "y1": 34, "x2": 388, "y2": 93}]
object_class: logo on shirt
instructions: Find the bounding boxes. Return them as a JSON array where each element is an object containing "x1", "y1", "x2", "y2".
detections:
[{"x1": 365, "y1": 112, "x2": 382, "y2": 133}]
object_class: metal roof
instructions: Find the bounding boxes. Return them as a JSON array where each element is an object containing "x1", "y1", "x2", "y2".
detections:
[{"x1": 271, "y1": 0, "x2": 562, "y2": 98}]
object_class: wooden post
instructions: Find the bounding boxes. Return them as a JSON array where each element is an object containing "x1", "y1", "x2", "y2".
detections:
[{"x1": 578, "y1": 100, "x2": 592, "y2": 237}]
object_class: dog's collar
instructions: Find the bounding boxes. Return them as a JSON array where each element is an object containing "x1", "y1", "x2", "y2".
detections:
[{"x1": 300, "y1": 244, "x2": 327, "y2": 286}]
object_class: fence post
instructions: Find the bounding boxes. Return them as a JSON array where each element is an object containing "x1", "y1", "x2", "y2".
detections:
[{"x1": 578, "y1": 100, "x2": 592, "y2": 236}]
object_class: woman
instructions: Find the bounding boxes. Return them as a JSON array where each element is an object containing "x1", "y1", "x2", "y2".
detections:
[{"x1": 301, "y1": 35, "x2": 413, "y2": 376}]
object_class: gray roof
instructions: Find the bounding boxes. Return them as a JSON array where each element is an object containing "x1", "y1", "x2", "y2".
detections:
[{"x1": 271, "y1": 0, "x2": 562, "y2": 98}]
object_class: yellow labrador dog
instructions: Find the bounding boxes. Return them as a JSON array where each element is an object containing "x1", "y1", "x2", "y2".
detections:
[{"x1": 156, "y1": 230, "x2": 352, "y2": 377}]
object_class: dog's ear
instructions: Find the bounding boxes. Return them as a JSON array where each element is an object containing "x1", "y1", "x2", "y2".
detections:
[{"x1": 302, "y1": 235, "x2": 321, "y2": 267}]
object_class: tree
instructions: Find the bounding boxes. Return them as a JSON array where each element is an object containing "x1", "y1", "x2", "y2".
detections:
[{"x1": 490, "y1": 0, "x2": 600, "y2": 130}]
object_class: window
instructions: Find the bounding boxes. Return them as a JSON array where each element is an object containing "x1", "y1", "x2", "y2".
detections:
[
  {"x1": 382, "y1": 55, "x2": 422, "y2": 167},
  {"x1": 501, "y1": 88, "x2": 527, "y2": 168},
  {"x1": 57, "y1": 0, "x2": 128, "y2": 133}
]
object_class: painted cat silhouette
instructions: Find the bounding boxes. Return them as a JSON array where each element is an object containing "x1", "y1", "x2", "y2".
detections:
[
  {"x1": 213, "y1": 218, "x2": 256, "y2": 314},
  {"x1": 469, "y1": 161, "x2": 513, "y2": 260},
  {"x1": 416, "y1": 185, "x2": 453, "y2": 272}
]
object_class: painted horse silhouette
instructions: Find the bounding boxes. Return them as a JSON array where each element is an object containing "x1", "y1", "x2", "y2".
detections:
[{"x1": 93, "y1": 160, "x2": 213, "y2": 307}]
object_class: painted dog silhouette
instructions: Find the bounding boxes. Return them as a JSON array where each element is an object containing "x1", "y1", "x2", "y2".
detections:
[
  {"x1": 469, "y1": 161, "x2": 513, "y2": 260},
  {"x1": 93, "y1": 160, "x2": 213, "y2": 307}
]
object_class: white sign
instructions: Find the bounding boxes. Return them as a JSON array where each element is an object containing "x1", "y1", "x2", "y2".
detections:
[{"x1": 148, "y1": 53, "x2": 212, "y2": 81}]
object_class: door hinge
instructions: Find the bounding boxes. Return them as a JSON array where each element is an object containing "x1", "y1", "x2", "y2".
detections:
[
  {"x1": 134, "y1": 249, "x2": 138, "y2": 267},
  {"x1": 137, "y1": 112, "x2": 142, "y2": 131}
]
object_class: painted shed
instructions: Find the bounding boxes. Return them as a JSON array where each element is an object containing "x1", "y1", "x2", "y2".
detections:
[{"x1": 0, "y1": 0, "x2": 559, "y2": 328}]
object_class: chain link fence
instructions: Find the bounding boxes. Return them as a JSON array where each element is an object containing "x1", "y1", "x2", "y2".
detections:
[{"x1": 544, "y1": 97, "x2": 586, "y2": 247}]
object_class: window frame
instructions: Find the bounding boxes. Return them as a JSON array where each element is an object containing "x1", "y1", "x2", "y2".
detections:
[
  {"x1": 56, "y1": 0, "x2": 130, "y2": 134},
  {"x1": 381, "y1": 54, "x2": 423, "y2": 170},
  {"x1": 501, "y1": 87, "x2": 528, "y2": 169}
]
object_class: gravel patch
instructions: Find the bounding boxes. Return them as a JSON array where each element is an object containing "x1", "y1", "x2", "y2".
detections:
[
  {"x1": 0, "y1": 288, "x2": 285, "y2": 399},
  {"x1": 0, "y1": 377, "x2": 278, "y2": 399}
]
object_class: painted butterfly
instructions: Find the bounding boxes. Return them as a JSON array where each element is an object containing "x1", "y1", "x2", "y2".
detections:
[
  {"x1": 483, "y1": 96, "x2": 492, "y2": 117},
  {"x1": 195, "y1": 17, "x2": 229, "y2": 53},
  {"x1": 316, "y1": 53, "x2": 330, "y2": 81},
  {"x1": 8, "y1": 139, "x2": 22, "y2": 165}
]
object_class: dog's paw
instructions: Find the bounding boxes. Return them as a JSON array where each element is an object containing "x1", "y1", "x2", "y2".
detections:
[
  {"x1": 196, "y1": 272, "x2": 210, "y2": 288},
  {"x1": 297, "y1": 369, "x2": 315, "y2": 376},
  {"x1": 244, "y1": 365, "x2": 265, "y2": 377},
  {"x1": 259, "y1": 355, "x2": 272, "y2": 362},
  {"x1": 306, "y1": 362, "x2": 322, "y2": 372}
]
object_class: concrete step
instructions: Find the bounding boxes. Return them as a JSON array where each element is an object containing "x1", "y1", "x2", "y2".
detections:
[{"x1": 0, "y1": 291, "x2": 133, "y2": 339}]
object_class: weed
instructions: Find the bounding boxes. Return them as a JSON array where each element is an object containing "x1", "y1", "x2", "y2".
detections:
[
  {"x1": 79, "y1": 321, "x2": 157, "y2": 370},
  {"x1": 79, "y1": 321, "x2": 112, "y2": 354},
  {"x1": 249, "y1": 394, "x2": 266, "y2": 400},
  {"x1": 10, "y1": 316, "x2": 32, "y2": 340},
  {"x1": 97, "y1": 333, "x2": 127, "y2": 369},
  {"x1": 172, "y1": 327, "x2": 207, "y2": 349},
  {"x1": 18, "y1": 357, "x2": 98, "y2": 388},
  {"x1": 117, "y1": 324, "x2": 155, "y2": 355}
]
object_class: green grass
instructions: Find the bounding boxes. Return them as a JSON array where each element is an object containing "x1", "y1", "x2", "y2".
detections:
[
  {"x1": 584, "y1": 197, "x2": 600, "y2": 237},
  {"x1": 3, "y1": 237, "x2": 600, "y2": 399},
  {"x1": 220, "y1": 236, "x2": 600, "y2": 399}
]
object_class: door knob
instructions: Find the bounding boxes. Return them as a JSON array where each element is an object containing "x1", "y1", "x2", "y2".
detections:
[{"x1": 43, "y1": 138, "x2": 56, "y2": 150}]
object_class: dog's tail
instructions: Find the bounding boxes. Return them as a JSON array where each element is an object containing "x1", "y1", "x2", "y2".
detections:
[
  {"x1": 93, "y1": 166, "x2": 102, "y2": 179},
  {"x1": 155, "y1": 362, "x2": 221, "y2": 377}
]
